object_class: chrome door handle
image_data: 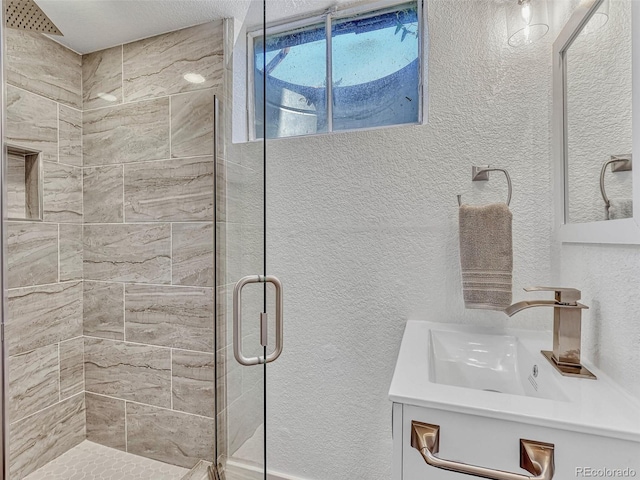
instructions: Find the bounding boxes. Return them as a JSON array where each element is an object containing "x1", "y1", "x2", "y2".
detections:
[
  {"x1": 411, "y1": 421, "x2": 555, "y2": 480},
  {"x1": 233, "y1": 275, "x2": 283, "y2": 366}
]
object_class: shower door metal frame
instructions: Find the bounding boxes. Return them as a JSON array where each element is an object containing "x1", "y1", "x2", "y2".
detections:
[{"x1": 0, "y1": 5, "x2": 9, "y2": 479}]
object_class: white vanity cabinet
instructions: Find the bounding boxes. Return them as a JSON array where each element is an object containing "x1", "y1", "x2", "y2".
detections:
[
  {"x1": 393, "y1": 403, "x2": 640, "y2": 480},
  {"x1": 389, "y1": 322, "x2": 640, "y2": 480}
]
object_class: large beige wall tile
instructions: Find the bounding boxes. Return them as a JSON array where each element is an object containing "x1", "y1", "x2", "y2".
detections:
[
  {"x1": 8, "y1": 344, "x2": 59, "y2": 421},
  {"x1": 83, "y1": 224, "x2": 171, "y2": 283},
  {"x1": 83, "y1": 281, "x2": 124, "y2": 340},
  {"x1": 217, "y1": 345, "x2": 241, "y2": 409},
  {"x1": 172, "y1": 223, "x2": 214, "y2": 287},
  {"x1": 9, "y1": 393, "x2": 85, "y2": 480},
  {"x1": 124, "y1": 156, "x2": 213, "y2": 222},
  {"x1": 125, "y1": 285, "x2": 213, "y2": 351},
  {"x1": 6, "y1": 281, "x2": 82, "y2": 356},
  {"x1": 83, "y1": 98, "x2": 170, "y2": 166},
  {"x1": 171, "y1": 90, "x2": 215, "y2": 158},
  {"x1": 59, "y1": 224, "x2": 83, "y2": 282},
  {"x1": 84, "y1": 338, "x2": 171, "y2": 407},
  {"x1": 123, "y1": 21, "x2": 223, "y2": 102},
  {"x1": 217, "y1": 159, "x2": 260, "y2": 224},
  {"x1": 7, "y1": 222, "x2": 58, "y2": 288},
  {"x1": 60, "y1": 337, "x2": 84, "y2": 399},
  {"x1": 59, "y1": 105, "x2": 82, "y2": 166},
  {"x1": 126, "y1": 402, "x2": 214, "y2": 468},
  {"x1": 220, "y1": 223, "x2": 264, "y2": 285},
  {"x1": 43, "y1": 162, "x2": 83, "y2": 223},
  {"x1": 5, "y1": 29, "x2": 82, "y2": 108},
  {"x1": 6, "y1": 85, "x2": 58, "y2": 162},
  {"x1": 172, "y1": 350, "x2": 215, "y2": 418},
  {"x1": 83, "y1": 165, "x2": 124, "y2": 223},
  {"x1": 85, "y1": 392, "x2": 126, "y2": 451},
  {"x1": 83, "y1": 46, "x2": 123, "y2": 110}
]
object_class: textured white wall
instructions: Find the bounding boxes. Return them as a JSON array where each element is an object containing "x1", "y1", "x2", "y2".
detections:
[
  {"x1": 262, "y1": 1, "x2": 555, "y2": 478},
  {"x1": 227, "y1": 1, "x2": 640, "y2": 479},
  {"x1": 557, "y1": 244, "x2": 640, "y2": 400},
  {"x1": 566, "y1": 0, "x2": 632, "y2": 223}
]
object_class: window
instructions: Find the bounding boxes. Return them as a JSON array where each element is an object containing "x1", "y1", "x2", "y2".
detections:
[{"x1": 251, "y1": 1, "x2": 422, "y2": 139}]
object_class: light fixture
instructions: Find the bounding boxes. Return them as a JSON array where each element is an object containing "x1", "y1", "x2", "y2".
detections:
[
  {"x1": 183, "y1": 73, "x2": 206, "y2": 84},
  {"x1": 582, "y1": 0, "x2": 609, "y2": 34},
  {"x1": 506, "y1": 0, "x2": 549, "y2": 47}
]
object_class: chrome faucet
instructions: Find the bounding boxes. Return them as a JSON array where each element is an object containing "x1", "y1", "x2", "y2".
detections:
[{"x1": 505, "y1": 287, "x2": 596, "y2": 379}]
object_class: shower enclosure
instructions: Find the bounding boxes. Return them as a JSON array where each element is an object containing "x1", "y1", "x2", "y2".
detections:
[
  {"x1": 0, "y1": 0, "x2": 281, "y2": 476},
  {"x1": 0, "y1": 2, "x2": 237, "y2": 478},
  {"x1": 0, "y1": 0, "x2": 420, "y2": 478}
]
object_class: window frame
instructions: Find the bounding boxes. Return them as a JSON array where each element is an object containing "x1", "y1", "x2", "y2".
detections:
[{"x1": 247, "y1": 0, "x2": 426, "y2": 141}]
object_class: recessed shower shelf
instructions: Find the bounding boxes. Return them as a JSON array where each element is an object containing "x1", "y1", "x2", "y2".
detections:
[{"x1": 6, "y1": 144, "x2": 43, "y2": 221}]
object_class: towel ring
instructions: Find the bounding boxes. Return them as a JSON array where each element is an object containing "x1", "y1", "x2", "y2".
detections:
[
  {"x1": 600, "y1": 156, "x2": 632, "y2": 207},
  {"x1": 457, "y1": 166, "x2": 512, "y2": 207}
]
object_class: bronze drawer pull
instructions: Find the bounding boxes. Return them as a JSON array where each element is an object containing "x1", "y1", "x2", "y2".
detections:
[{"x1": 411, "y1": 421, "x2": 555, "y2": 480}]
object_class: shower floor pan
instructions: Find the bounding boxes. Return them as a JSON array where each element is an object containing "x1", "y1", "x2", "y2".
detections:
[{"x1": 23, "y1": 440, "x2": 189, "y2": 480}]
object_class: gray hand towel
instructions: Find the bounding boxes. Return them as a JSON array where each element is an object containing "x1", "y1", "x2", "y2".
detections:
[
  {"x1": 606, "y1": 198, "x2": 633, "y2": 220},
  {"x1": 459, "y1": 203, "x2": 513, "y2": 311}
]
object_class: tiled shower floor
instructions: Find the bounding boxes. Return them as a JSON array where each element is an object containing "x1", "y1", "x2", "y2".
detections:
[{"x1": 23, "y1": 440, "x2": 189, "y2": 480}]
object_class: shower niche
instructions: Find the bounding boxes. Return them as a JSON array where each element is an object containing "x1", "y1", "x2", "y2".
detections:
[{"x1": 6, "y1": 144, "x2": 42, "y2": 221}]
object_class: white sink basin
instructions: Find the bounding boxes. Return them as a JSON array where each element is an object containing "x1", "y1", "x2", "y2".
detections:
[
  {"x1": 428, "y1": 329, "x2": 567, "y2": 401},
  {"x1": 389, "y1": 321, "x2": 640, "y2": 442}
]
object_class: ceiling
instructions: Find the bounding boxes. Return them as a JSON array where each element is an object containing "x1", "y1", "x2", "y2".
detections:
[{"x1": 35, "y1": 0, "x2": 349, "y2": 54}]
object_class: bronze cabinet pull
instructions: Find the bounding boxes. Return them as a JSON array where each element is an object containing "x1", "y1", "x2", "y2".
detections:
[{"x1": 411, "y1": 421, "x2": 555, "y2": 480}]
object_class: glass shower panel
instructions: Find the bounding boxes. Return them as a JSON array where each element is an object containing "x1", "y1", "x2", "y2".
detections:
[
  {"x1": 218, "y1": 2, "x2": 267, "y2": 479},
  {"x1": 2, "y1": 7, "x2": 225, "y2": 479},
  {"x1": 217, "y1": 139, "x2": 266, "y2": 475}
]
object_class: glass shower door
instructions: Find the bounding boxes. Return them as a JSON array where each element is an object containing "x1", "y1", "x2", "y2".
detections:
[
  {"x1": 217, "y1": 139, "x2": 268, "y2": 479},
  {"x1": 216, "y1": 2, "x2": 268, "y2": 472},
  {"x1": 214, "y1": 0, "x2": 279, "y2": 476}
]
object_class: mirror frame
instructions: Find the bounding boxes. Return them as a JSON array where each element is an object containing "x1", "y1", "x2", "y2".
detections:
[{"x1": 554, "y1": 0, "x2": 640, "y2": 244}]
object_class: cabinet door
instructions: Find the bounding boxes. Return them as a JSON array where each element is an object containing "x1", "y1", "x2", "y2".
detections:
[{"x1": 402, "y1": 404, "x2": 640, "y2": 480}]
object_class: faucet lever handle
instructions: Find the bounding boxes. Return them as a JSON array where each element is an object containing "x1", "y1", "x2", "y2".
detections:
[{"x1": 523, "y1": 286, "x2": 581, "y2": 305}]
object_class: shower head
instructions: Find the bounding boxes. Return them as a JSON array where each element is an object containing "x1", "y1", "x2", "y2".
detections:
[{"x1": 5, "y1": 0, "x2": 62, "y2": 35}]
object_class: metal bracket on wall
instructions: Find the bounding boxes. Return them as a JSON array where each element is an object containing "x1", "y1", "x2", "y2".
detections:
[{"x1": 457, "y1": 165, "x2": 513, "y2": 206}]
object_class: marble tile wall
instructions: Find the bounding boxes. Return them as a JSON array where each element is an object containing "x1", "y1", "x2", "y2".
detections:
[
  {"x1": 5, "y1": 19, "x2": 230, "y2": 478},
  {"x1": 3, "y1": 16, "x2": 250, "y2": 478},
  {"x1": 5, "y1": 28, "x2": 85, "y2": 480},
  {"x1": 81, "y1": 20, "x2": 224, "y2": 470},
  {"x1": 9, "y1": 394, "x2": 86, "y2": 480}
]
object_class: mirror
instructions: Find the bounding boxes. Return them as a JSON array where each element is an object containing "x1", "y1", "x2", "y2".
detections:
[
  {"x1": 554, "y1": 0, "x2": 640, "y2": 243},
  {"x1": 566, "y1": 0, "x2": 632, "y2": 224}
]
